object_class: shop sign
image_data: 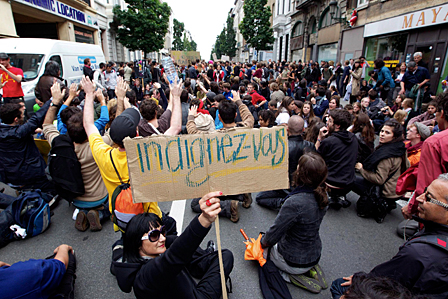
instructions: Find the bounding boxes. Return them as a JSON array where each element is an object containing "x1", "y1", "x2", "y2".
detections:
[
  {"x1": 364, "y1": 3, "x2": 448, "y2": 37},
  {"x1": 367, "y1": 60, "x2": 399, "y2": 68},
  {"x1": 13, "y1": 0, "x2": 98, "y2": 29}
]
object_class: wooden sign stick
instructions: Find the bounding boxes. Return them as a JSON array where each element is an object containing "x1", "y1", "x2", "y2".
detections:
[{"x1": 215, "y1": 215, "x2": 228, "y2": 299}]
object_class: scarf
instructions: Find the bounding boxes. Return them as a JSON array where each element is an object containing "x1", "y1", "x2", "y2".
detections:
[
  {"x1": 406, "y1": 141, "x2": 423, "y2": 155},
  {"x1": 363, "y1": 140, "x2": 406, "y2": 172},
  {"x1": 197, "y1": 101, "x2": 210, "y2": 115}
]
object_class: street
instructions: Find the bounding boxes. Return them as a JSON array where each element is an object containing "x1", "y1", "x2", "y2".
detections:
[{"x1": 0, "y1": 191, "x2": 405, "y2": 299}]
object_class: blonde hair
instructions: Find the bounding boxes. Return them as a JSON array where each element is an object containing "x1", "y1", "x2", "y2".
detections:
[{"x1": 394, "y1": 110, "x2": 407, "y2": 125}]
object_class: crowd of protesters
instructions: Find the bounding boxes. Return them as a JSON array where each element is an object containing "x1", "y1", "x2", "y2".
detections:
[{"x1": 1, "y1": 50, "x2": 448, "y2": 299}]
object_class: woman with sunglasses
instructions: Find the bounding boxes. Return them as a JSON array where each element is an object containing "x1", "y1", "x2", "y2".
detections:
[
  {"x1": 353, "y1": 119, "x2": 410, "y2": 223},
  {"x1": 113, "y1": 191, "x2": 234, "y2": 299}
]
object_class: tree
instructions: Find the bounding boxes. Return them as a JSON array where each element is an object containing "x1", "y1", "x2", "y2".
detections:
[
  {"x1": 183, "y1": 33, "x2": 192, "y2": 51},
  {"x1": 212, "y1": 28, "x2": 227, "y2": 59},
  {"x1": 239, "y1": 0, "x2": 274, "y2": 51},
  {"x1": 113, "y1": 0, "x2": 171, "y2": 56},
  {"x1": 190, "y1": 39, "x2": 197, "y2": 51},
  {"x1": 224, "y1": 16, "x2": 237, "y2": 58},
  {"x1": 173, "y1": 18, "x2": 185, "y2": 51}
]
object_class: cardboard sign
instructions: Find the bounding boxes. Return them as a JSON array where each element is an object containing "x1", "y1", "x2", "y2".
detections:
[
  {"x1": 221, "y1": 55, "x2": 230, "y2": 62},
  {"x1": 212, "y1": 53, "x2": 218, "y2": 62},
  {"x1": 124, "y1": 127, "x2": 289, "y2": 203},
  {"x1": 171, "y1": 51, "x2": 201, "y2": 66}
]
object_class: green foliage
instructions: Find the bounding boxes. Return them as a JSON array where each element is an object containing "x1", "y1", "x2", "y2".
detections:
[
  {"x1": 113, "y1": 0, "x2": 171, "y2": 55},
  {"x1": 190, "y1": 40, "x2": 197, "y2": 51},
  {"x1": 212, "y1": 28, "x2": 227, "y2": 59},
  {"x1": 211, "y1": 15, "x2": 237, "y2": 59},
  {"x1": 173, "y1": 19, "x2": 185, "y2": 51},
  {"x1": 239, "y1": 0, "x2": 274, "y2": 51}
]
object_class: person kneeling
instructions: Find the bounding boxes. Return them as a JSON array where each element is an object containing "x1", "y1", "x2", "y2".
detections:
[
  {"x1": 261, "y1": 152, "x2": 329, "y2": 294},
  {"x1": 113, "y1": 192, "x2": 234, "y2": 299}
]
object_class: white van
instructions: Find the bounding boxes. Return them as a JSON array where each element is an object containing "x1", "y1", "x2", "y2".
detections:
[{"x1": 0, "y1": 38, "x2": 105, "y2": 113}]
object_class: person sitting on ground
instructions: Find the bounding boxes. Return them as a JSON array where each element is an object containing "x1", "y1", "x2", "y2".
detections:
[
  {"x1": 43, "y1": 82, "x2": 111, "y2": 232},
  {"x1": 322, "y1": 95, "x2": 340, "y2": 123},
  {"x1": 311, "y1": 87, "x2": 329, "y2": 119},
  {"x1": 138, "y1": 86, "x2": 182, "y2": 137},
  {"x1": 353, "y1": 119, "x2": 409, "y2": 223},
  {"x1": 405, "y1": 122, "x2": 430, "y2": 167},
  {"x1": 299, "y1": 101, "x2": 316, "y2": 129},
  {"x1": 0, "y1": 91, "x2": 54, "y2": 193},
  {"x1": 270, "y1": 82, "x2": 285, "y2": 106},
  {"x1": 366, "y1": 89, "x2": 386, "y2": 120},
  {"x1": 349, "y1": 113, "x2": 375, "y2": 163},
  {"x1": 83, "y1": 76, "x2": 182, "y2": 232},
  {"x1": 316, "y1": 109, "x2": 358, "y2": 210},
  {"x1": 187, "y1": 99, "x2": 215, "y2": 133},
  {"x1": 305, "y1": 118, "x2": 325, "y2": 144},
  {"x1": 401, "y1": 98, "x2": 419, "y2": 129},
  {"x1": 0, "y1": 244, "x2": 76, "y2": 299},
  {"x1": 407, "y1": 100, "x2": 437, "y2": 128},
  {"x1": 332, "y1": 174, "x2": 448, "y2": 298},
  {"x1": 394, "y1": 110, "x2": 407, "y2": 126},
  {"x1": 275, "y1": 96, "x2": 296, "y2": 125},
  {"x1": 261, "y1": 152, "x2": 329, "y2": 294},
  {"x1": 113, "y1": 192, "x2": 234, "y2": 299},
  {"x1": 247, "y1": 82, "x2": 267, "y2": 109},
  {"x1": 268, "y1": 100, "x2": 278, "y2": 113},
  {"x1": 256, "y1": 116, "x2": 315, "y2": 210},
  {"x1": 188, "y1": 91, "x2": 254, "y2": 222},
  {"x1": 257, "y1": 109, "x2": 276, "y2": 128}
]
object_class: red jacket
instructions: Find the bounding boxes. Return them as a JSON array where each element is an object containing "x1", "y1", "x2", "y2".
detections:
[
  {"x1": 249, "y1": 91, "x2": 266, "y2": 106},
  {"x1": 408, "y1": 129, "x2": 448, "y2": 214}
]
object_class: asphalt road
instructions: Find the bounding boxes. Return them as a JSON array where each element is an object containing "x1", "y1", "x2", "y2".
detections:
[{"x1": 0, "y1": 189, "x2": 406, "y2": 299}]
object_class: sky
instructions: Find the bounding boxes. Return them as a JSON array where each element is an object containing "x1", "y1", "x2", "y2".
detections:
[{"x1": 164, "y1": 0, "x2": 235, "y2": 60}]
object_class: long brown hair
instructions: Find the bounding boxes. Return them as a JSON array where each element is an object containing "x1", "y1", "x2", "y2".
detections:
[
  {"x1": 300, "y1": 101, "x2": 316, "y2": 120},
  {"x1": 293, "y1": 152, "x2": 328, "y2": 209},
  {"x1": 351, "y1": 113, "x2": 375, "y2": 144},
  {"x1": 276, "y1": 96, "x2": 295, "y2": 117}
]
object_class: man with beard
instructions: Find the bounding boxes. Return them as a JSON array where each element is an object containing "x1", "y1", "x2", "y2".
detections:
[
  {"x1": 315, "y1": 109, "x2": 358, "y2": 209},
  {"x1": 0, "y1": 96, "x2": 53, "y2": 192}
]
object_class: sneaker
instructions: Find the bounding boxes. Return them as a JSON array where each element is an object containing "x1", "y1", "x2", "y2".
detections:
[
  {"x1": 242, "y1": 193, "x2": 252, "y2": 208},
  {"x1": 75, "y1": 211, "x2": 88, "y2": 232},
  {"x1": 328, "y1": 197, "x2": 342, "y2": 210},
  {"x1": 340, "y1": 198, "x2": 351, "y2": 208},
  {"x1": 310, "y1": 264, "x2": 328, "y2": 289},
  {"x1": 206, "y1": 240, "x2": 216, "y2": 254},
  {"x1": 87, "y1": 210, "x2": 102, "y2": 232},
  {"x1": 230, "y1": 200, "x2": 239, "y2": 223},
  {"x1": 289, "y1": 274, "x2": 322, "y2": 294},
  {"x1": 54, "y1": 251, "x2": 77, "y2": 299}
]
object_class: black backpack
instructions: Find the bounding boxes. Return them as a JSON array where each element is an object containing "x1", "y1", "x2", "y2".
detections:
[{"x1": 48, "y1": 134, "x2": 85, "y2": 202}]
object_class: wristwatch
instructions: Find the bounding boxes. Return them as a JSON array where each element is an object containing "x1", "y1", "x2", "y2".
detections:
[{"x1": 50, "y1": 102, "x2": 62, "y2": 108}]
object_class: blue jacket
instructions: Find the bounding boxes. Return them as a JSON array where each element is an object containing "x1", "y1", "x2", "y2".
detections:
[
  {"x1": 373, "y1": 66, "x2": 395, "y2": 89},
  {"x1": 261, "y1": 186, "x2": 327, "y2": 267},
  {"x1": 1, "y1": 259, "x2": 66, "y2": 299},
  {"x1": 313, "y1": 96, "x2": 329, "y2": 118},
  {"x1": 0, "y1": 100, "x2": 51, "y2": 185},
  {"x1": 57, "y1": 104, "x2": 109, "y2": 134}
]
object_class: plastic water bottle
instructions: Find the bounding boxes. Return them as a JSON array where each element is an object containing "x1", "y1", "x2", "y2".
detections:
[{"x1": 162, "y1": 56, "x2": 179, "y2": 84}]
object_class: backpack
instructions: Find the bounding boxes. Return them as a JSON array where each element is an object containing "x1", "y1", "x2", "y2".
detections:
[
  {"x1": 12, "y1": 190, "x2": 51, "y2": 238},
  {"x1": 48, "y1": 134, "x2": 85, "y2": 202},
  {"x1": 109, "y1": 151, "x2": 145, "y2": 232}
]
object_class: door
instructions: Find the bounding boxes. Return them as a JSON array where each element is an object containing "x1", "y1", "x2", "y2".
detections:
[{"x1": 430, "y1": 42, "x2": 447, "y2": 93}]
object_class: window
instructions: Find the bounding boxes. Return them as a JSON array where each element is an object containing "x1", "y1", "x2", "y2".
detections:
[
  {"x1": 319, "y1": 6, "x2": 339, "y2": 29},
  {"x1": 292, "y1": 22, "x2": 303, "y2": 37},
  {"x1": 309, "y1": 16, "x2": 316, "y2": 34},
  {"x1": 49, "y1": 55, "x2": 63, "y2": 77},
  {"x1": 357, "y1": 0, "x2": 368, "y2": 8}
]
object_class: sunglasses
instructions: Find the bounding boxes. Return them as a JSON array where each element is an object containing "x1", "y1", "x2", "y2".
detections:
[
  {"x1": 141, "y1": 225, "x2": 166, "y2": 242},
  {"x1": 424, "y1": 187, "x2": 448, "y2": 210}
]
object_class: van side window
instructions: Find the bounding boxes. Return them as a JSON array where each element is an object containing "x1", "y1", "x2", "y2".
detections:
[{"x1": 49, "y1": 55, "x2": 63, "y2": 77}]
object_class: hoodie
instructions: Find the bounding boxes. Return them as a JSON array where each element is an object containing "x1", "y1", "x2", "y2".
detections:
[
  {"x1": 113, "y1": 216, "x2": 211, "y2": 299},
  {"x1": 318, "y1": 130, "x2": 358, "y2": 188}
]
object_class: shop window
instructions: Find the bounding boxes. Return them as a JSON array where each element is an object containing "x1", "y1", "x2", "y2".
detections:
[
  {"x1": 49, "y1": 55, "x2": 63, "y2": 77},
  {"x1": 292, "y1": 22, "x2": 303, "y2": 37},
  {"x1": 319, "y1": 6, "x2": 339, "y2": 29},
  {"x1": 318, "y1": 43, "x2": 338, "y2": 62}
]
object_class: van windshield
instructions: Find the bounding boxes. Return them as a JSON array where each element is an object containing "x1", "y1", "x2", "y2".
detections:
[{"x1": 8, "y1": 54, "x2": 45, "y2": 81}]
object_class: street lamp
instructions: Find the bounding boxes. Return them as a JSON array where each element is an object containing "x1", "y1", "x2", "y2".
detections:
[{"x1": 328, "y1": 0, "x2": 346, "y2": 22}]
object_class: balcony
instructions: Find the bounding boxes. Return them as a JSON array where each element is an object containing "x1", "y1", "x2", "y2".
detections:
[
  {"x1": 273, "y1": 15, "x2": 287, "y2": 29},
  {"x1": 296, "y1": 0, "x2": 313, "y2": 10}
]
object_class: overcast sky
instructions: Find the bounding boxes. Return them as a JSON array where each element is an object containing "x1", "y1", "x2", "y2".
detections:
[{"x1": 164, "y1": 0, "x2": 235, "y2": 60}]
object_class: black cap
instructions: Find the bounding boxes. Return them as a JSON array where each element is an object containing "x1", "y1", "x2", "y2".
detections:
[
  {"x1": 110, "y1": 108, "x2": 140, "y2": 146},
  {"x1": 206, "y1": 92, "x2": 216, "y2": 101},
  {"x1": 318, "y1": 80, "x2": 328, "y2": 87},
  {"x1": 0, "y1": 53, "x2": 9, "y2": 59}
]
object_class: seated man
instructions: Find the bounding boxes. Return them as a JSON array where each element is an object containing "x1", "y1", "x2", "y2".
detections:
[
  {"x1": 83, "y1": 76, "x2": 182, "y2": 232},
  {"x1": 43, "y1": 82, "x2": 111, "y2": 232},
  {"x1": 0, "y1": 96, "x2": 53, "y2": 193},
  {"x1": 331, "y1": 174, "x2": 448, "y2": 299},
  {"x1": 0, "y1": 244, "x2": 76, "y2": 299},
  {"x1": 187, "y1": 91, "x2": 254, "y2": 222},
  {"x1": 256, "y1": 115, "x2": 315, "y2": 210}
]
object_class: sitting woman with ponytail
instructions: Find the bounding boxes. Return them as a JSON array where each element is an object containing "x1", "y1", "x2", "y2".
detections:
[{"x1": 261, "y1": 152, "x2": 329, "y2": 294}]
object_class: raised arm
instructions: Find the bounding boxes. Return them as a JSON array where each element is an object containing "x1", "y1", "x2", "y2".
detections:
[
  {"x1": 44, "y1": 81, "x2": 66, "y2": 125},
  {"x1": 115, "y1": 77, "x2": 127, "y2": 117},
  {"x1": 164, "y1": 79, "x2": 183, "y2": 136},
  {"x1": 231, "y1": 90, "x2": 254, "y2": 128},
  {"x1": 0, "y1": 64, "x2": 22, "y2": 83},
  {"x1": 82, "y1": 76, "x2": 99, "y2": 137},
  {"x1": 93, "y1": 89, "x2": 109, "y2": 132}
]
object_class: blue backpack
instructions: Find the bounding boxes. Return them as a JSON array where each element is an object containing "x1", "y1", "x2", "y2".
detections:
[{"x1": 11, "y1": 190, "x2": 51, "y2": 238}]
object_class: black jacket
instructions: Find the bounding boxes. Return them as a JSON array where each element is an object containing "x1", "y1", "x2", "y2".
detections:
[
  {"x1": 288, "y1": 135, "x2": 315, "y2": 186},
  {"x1": 113, "y1": 216, "x2": 211, "y2": 299},
  {"x1": 0, "y1": 100, "x2": 51, "y2": 185},
  {"x1": 370, "y1": 217, "x2": 448, "y2": 298},
  {"x1": 83, "y1": 65, "x2": 94, "y2": 80},
  {"x1": 318, "y1": 130, "x2": 358, "y2": 188}
]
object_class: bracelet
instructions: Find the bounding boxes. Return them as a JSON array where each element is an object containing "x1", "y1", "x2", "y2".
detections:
[{"x1": 317, "y1": 138, "x2": 321, "y2": 142}]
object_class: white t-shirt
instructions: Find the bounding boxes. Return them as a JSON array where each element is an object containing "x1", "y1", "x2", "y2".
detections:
[{"x1": 275, "y1": 111, "x2": 290, "y2": 125}]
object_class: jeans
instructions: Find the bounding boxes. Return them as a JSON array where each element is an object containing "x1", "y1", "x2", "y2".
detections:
[
  {"x1": 75, "y1": 199, "x2": 110, "y2": 221},
  {"x1": 330, "y1": 278, "x2": 349, "y2": 299},
  {"x1": 351, "y1": 173, "x2": 373, "y2": 197},
  {"x1": 255, "y1": 189, "x2": 290, "y2": 211}
]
